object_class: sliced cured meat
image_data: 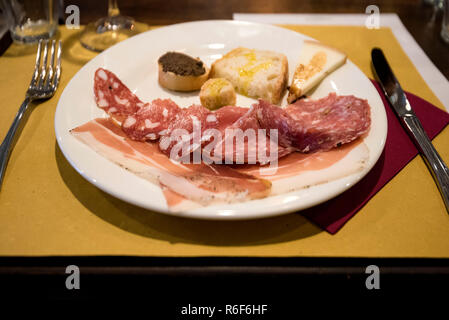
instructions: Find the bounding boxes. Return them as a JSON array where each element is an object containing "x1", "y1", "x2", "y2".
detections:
[
  {"x1": 121, "y1": 98, "x2": 180, "y2": 141},
  {"x1": 158, "y1": 104, "x2": 212, "y2": 160},
  {"x1": 94, "y1": 68, "x2": 145, "y2": 121},
  {"x1": 92, "y1": 68, "x2": 370, "y2": 164},
  {"x1": 70, "y1": 118, "x2": 271, "y2": 208},
  {"x1": 92, "y1": 68, "x2": 282, "y2": 164},
  {"x1": 159, "y1": 162, "x2": 271, "y2": 204},
  {"x1": 288, "y1": 93, "x2": 371, "y2": 151},
  {"x1": 256, "y1": 100, "x2": 308, "y2": 150},
  {"x1": 287, "y1": 93, "x2": 370, "y2": 130},
  {"x1": 90, "y1": 68, "x2": 282, "y2": 164},
  {"x1": 157, "y1": 105, "x2": 247, "y2": 160},
  {"x1": 212, "y1": 105, "x2": 249, "y2": 131},
  {"x1": 212, "y1": 106, "x2": 292, "y2": 164},
  {"x1": 256, "y1": 93, "x2": 371, "y2": 152},
  {"x1": 167, "y1": 104, "x2": 212, "y2": 135},
  {"x1": 157, "y1": 104, "x2": 291, "y2": 164}
]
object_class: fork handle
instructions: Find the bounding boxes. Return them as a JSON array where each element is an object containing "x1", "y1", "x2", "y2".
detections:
[{"x1": 0, "y1": 96, "x2": 32, "y2": 190}]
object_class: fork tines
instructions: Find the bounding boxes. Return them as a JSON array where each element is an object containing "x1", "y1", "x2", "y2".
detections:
[{"x1": 30, "y1": 39, "x2": 62, "y2": 91}]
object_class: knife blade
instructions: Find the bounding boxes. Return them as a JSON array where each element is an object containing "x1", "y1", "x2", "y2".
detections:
[{"x1": 371, "y1": 47, "x2": 449, "y2": 213}]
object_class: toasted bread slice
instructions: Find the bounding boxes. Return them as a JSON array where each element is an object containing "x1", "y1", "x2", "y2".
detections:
[
  {"x1": 287, "y1": 41, "x2": 347, "y2": 103},
  {"x1": 210, "y1": 47, "x2": 288, "y2": 104}
]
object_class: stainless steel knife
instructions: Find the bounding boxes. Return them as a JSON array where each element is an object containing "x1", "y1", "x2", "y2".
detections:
[{"x1": 371, "y1": 48, "x2": 449, "y2": 213}]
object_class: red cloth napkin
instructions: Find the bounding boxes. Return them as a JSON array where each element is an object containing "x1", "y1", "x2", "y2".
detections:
[{"x1": 301, "y1": 80, "x2": 449, "y2": 234}]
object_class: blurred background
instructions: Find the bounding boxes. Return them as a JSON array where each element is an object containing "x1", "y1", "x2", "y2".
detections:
[
  {"x1": 69, "y1": 0, "x2": 432, "y2": 25},
  {"x1": 62, "y1": 0, "x2": 448, "y2": 75},
  {"x1": 0, "y1": 1, "x2": 447, "y2": 74}
]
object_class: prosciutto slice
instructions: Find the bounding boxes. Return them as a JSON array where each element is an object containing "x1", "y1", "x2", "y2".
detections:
[{"x1": 70, "y1": 118, "x2": 271, "y2": 208}]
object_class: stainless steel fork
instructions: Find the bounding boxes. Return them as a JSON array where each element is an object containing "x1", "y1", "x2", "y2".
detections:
[{"x1": 0, "y1": 39, "x2": 62, "y2": 190}]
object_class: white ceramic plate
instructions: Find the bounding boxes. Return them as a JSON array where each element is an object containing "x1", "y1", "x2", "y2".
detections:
[{"x1": 55, "y1": 20, "x2": 387, "y2": 220}]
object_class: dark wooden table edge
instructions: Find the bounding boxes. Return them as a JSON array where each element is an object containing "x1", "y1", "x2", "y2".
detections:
[
  {"x1": 2, "y1": 256, "x2": 449, "y2": 302},
  {"x1": 1, "y1": 256, "x2": 449, "y2": 274}
]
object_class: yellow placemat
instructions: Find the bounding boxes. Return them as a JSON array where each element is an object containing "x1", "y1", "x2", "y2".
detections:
[{"x1": 1, "y1": 25, "x2": 449, "y2": 258}]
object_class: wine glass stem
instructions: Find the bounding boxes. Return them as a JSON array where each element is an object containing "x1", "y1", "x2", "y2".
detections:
[{"x1": 108, "y1": 0, "x2": 120, "y2": 17}]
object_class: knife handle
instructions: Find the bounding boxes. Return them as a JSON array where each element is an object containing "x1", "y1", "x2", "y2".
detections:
[{"x1": 402, "y1": 115, "x2": 449, "y2": 212}]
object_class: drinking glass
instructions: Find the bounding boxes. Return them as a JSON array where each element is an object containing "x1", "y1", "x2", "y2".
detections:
[
  {"x1": 424, "y1": 0, "x2": 444, "y2": 8},
  {"x1": 79, "y1": 0, "x2": 139, "y2": 52},
  {"x1": 1, "y1": 0, "x2": 58, "y2": 44},
  {"x1": 442, "y1": 0, "x2": 449, "y2": 43},
  {"x1": 0, "y1": 5, "x2": 8, "y2": 36}
]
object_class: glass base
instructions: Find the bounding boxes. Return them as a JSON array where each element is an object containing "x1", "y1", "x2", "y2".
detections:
[
  {"x1": 80, "y1": 15, "x2": 139, "y2": 52},
  {"x1": 441, "y1": 28, "x2": 449, "y2": 44},
  {"x1": 11, "y1": 20, "x2": 57, "y2": 44}
]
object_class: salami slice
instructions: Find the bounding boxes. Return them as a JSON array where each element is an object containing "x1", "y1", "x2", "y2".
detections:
[
  {"x1": 256, "y1": 93, "x2": 371, "y2": 152},
  {"x1": 158, "y1": 105, "x2": 216, "y2": 160},
  {"x1": 158, "y1": 103, "x2": 291, "y2": 164},
  {"x1": 121, "y1": 98, "x2": 180, "y2": 141},
  {"x1": 214, "y1": 106, "x2": 292, "y2": 164},
  {"x1": 94, "y1": 68, "x2": 145, "y2": 121},
  {"x1": 213, "y1": 105, "x2": 249, "y2": 131}
]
